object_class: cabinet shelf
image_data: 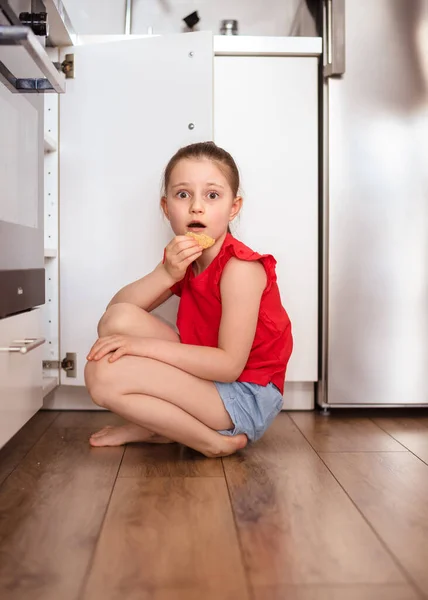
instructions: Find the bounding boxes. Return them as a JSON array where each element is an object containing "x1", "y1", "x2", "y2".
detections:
[{"x1": 44, "y1": 133, "x2": 57, "y2": 153}]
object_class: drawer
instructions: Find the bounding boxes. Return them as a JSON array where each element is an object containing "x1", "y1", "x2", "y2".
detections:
[{"x1": 0, "y1": 309, "x2": 44, "y2": 449}]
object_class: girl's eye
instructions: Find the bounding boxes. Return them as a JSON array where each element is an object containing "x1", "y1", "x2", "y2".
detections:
[
  {"x1": 177, "y1": 191, "x2": 189, "y2": 199},
  {"x1": 208, "y1": 192, "x2": 219, "y2": 200}
]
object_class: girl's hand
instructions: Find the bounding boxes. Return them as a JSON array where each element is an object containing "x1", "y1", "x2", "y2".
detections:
[
  {"x1": 86, "y1": 335, "x2": 146, "y2": 363},
  {"x1": 163, "y1": 236, "x2": 202, "y2": 282}
]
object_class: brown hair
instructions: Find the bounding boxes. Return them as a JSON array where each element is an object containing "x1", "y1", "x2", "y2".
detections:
[{"x1": 162, "y1": 141, "x2": 240, "y2": 234}]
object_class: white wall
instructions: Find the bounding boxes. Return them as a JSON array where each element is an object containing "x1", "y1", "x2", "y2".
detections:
[
  {"x1": 63, "y1": 0, "x2": 305, "y2": 36},
  {"x1": 63, "y1": 0, "x2": 128, "y2": 34}
]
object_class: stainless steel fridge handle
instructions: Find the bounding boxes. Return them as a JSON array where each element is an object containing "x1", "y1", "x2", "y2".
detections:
[
  {"x1": 0, "y1": 337, "x2": 46, "y2": 354},
  {"x1": 324, "y1": 0, "x2": 345, "y2": 77},
  {"x1": 0, "y1": 25, "x2": 66, "y2": 93}
]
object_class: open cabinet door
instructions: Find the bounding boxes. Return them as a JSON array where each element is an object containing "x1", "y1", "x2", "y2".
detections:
[{"x1": 59, "y1": 32, "x2": 213, "y2": 386}]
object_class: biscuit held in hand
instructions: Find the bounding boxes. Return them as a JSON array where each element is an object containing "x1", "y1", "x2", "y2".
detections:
[{"x1": 185, "y1": 231, "x2": 216, "y2": 249}]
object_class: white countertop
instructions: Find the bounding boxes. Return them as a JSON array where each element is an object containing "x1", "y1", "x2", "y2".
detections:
[
  {"x1": 213, "y1": 36, "x2": 322, "y2": 57},
  {"x1": 74, "y1": 33, "x2": 322, "y2": 58}
]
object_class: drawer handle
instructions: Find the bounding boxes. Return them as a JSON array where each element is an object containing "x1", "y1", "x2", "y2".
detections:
[{"x1": 0, "y1": 337, "x2": 46, "y2": 354}]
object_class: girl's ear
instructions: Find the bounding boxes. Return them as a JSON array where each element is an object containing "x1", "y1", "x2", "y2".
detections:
[
  {"x1": 161, "y1": 196, "x2": 170, "y2": 220},
  {"x1": 229, "y1": 196, "x2": 243, "y2": 222}
]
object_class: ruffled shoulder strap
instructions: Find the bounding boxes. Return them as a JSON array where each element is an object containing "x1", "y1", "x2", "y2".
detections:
[{"x1": 212, "y1": 234, "x2": 277, "y2": 292}]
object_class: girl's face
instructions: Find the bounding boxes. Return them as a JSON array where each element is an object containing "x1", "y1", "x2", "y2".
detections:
[{"x1": 161, "y1": 158, "x2": 242, "y2": 241}]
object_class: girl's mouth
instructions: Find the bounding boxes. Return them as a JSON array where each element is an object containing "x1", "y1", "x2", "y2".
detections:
[{"x1": 187, "y1": 221, "x2": 206, "y2": 232}]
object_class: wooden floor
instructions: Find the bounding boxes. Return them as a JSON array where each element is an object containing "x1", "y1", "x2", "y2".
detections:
[{"x1": 1, "y1": 409, "x2": 428, "y2": 600}]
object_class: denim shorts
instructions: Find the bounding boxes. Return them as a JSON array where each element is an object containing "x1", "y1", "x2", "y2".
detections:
[{"x1": 214, "y1": 381, "x2": 283, "y2": 443}]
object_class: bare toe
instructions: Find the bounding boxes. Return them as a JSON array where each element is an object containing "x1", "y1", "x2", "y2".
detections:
[
  {"x1": 89, "y1": 435, "x2": 112, "y2": 447},
  {"x1": 90, "y1": 426, "x2": 114, "y2": 439},
  {"x1": 88, "y1": 423, "x2": 172, "y2": 447}
]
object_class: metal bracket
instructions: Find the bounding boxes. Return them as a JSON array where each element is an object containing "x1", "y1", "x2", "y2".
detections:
[
  {"x1": 323, "y1": 0, "x2": 345, "y2": 78},
  {"x1": 43, "y1": 352, "x2": 77, "y2": 378},
  {"x1": 60, "y1": 53, "x2": 74, "y2": 78}
]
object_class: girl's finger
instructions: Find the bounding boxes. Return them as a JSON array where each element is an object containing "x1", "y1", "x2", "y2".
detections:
[
  {"x1": 168, "y1": 237, "x2": 196, "y2": 253},
  {"x1": 93, "y1": 341, "x2": 120, "y2": 360},
  {"x1": 88, "y1": 342, "x2": 108, "y2": 359},
  {"x1": 181, "y1": 248, "x2": 203, "y2": 264},
  {"x1": 109, "y1": 347, "x2": 126, "y2": 362},
  {"x1": 90, "y1": 335, "x2": 123, "y2": 359},
  {"x1": 93, "y1": 349, "x2": 111, "y2": 361},
  {"x1": 87, "y1": 343, "x2": 102, "y2": 360},
  {"x1": 87, "y1": 336, "x2": 115, "y2": 359},
  {"x1": 176, "y1": 245, "x2": 203, "y2": 262},
  {"x1": 177, "y1": 239, "x2": 200, "y2": 256},
  {"x1": 88, "y1": 337, "x2": 107, "y2": 354},
  {"x1": 168, "y1": 242, "x2": 199, "y2": 261},
  {"x1": 185, "y1": 254, "x2": 202, "y2": 266}
]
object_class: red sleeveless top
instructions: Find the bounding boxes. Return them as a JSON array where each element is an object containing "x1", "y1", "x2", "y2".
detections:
[{"x1": 170, "y1": 234, "x2": 293, "y2": 394}]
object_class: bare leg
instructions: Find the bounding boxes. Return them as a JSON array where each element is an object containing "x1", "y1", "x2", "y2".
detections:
[
  {"x1": 87, "y1": 381, "x2": 247, "y2": 458},
  {"x1": 86, "y1": 303, "x2": 247, "y2": 457},
  {"x1": 85, "y1": 348, "x2": 248, "y2": 457},
  {"x1": 89, "y1": 302, "x2": 180, "y2": 446}
]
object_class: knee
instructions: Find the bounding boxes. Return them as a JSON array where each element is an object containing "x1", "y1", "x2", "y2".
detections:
[
  {"x1": 84, "y1": 358, "x2": 115, "y2": 409},
  {"x1": 98, "y1": 302, "x2": 146, "y2": 337}
]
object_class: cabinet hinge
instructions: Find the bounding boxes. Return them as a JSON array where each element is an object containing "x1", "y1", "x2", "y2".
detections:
[
  {"x1": 43, "y1": 352, "x2": 76, "y2": 378},
  {"x1": 61, "y1": 53, "x2": 75, "y2": 79}
]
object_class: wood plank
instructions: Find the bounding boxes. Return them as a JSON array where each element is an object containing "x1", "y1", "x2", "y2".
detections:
[
  {"x1": 222, "y1": 415, "x2": 404, "y2": 587},
  {"x1": 373, "y1": 416, "x2": 428, "y2": 465},
  {"x1": 242, "y1": 411, "x2": 316, "y2": 455},
  {"x1": 290, "y1": 411, "x2": 407, "y2": 452},
  {"x1": 120, "y1": 443, "x2": 223, "y2": 477},
  {"x1": 53, "y1": 412, "x2": 223, "y2": 477},
  {"x1": 50, "y1": 409, "x2": 126, "y2": 430},
  {"x1": 321, "y1": 452, "x2": 428, "y2": 596},
  {"x1": 252, "y1": 584, "x2": 420, "y2": 600},
  {"x1": 0, "y1": 413, "x2": 124, "y2": 600},
  {"x1": 0, "y1": 409, "x2": 59, "y2": 486},
  {"x1": 82, "y1": 477, "x2": 249, "y2": 600}
]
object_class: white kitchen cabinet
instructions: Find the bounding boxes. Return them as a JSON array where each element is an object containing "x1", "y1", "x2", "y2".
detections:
[
  {"x1": 45, "y1": 33, "x2": 321, "y2": 410},
  {"x1": 58, "y1": 32, "x2": 213, "y2": 391},
  {"x1": 213, "y1": 38, "x2": 319, "y2": 384},
  {"x1": 0, "y1": 309, "x2": 44, "y2": 449}
]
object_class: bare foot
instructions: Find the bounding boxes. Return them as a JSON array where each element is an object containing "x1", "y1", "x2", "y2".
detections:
[
  {"x1": 89, "y1": 424, "x2": 174, "y2": 447},
  {"x1": 204, "y1": 433, "x2": 248, "y2": 458}
]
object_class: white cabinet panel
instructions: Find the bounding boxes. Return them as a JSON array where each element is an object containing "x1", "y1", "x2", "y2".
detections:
[
  {"x1": 59, "y1": 32, "x2": 213, "y2": 386},
  {"x1": 0, "y1": 83, "x2": 38, "y2": 228},
  {"x1": 0, "y1": 309, "x2": 43, "y2": 449},
  {"x1": 214, "y1": 55, "x2": 318, "y2": 382}
]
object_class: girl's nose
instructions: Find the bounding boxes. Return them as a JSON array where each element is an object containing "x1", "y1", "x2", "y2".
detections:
[{"x1": 190, "y1": 198, "x2": 204, "y2": 213}]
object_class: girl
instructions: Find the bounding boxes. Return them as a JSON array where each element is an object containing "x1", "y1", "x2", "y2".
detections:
[{"x1": 85, "y1": 142, "x2": 293, "y2": 458}]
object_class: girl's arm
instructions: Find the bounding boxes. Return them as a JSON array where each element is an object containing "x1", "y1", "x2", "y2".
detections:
[
  {"x1": 137, "y1": 258, "x2": 267, "y2": 382},
  {"x1": 107, "y1": 262, "x2": 174, "y2": 311},
  {"x1": 107, "y1": 236, "x2": 202, "y2": 312}
]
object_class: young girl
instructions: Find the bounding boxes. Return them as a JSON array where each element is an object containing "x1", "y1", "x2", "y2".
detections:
[{"x1": 85, "y1": 142, "x2": 293, "y2": 458}]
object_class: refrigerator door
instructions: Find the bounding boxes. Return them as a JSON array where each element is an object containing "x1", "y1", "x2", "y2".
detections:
[{"x1": 323, "y1": 0, "x2": 428, "y2": 406}]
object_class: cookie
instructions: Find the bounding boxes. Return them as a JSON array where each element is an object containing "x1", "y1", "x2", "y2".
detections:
[{"x1": 185, "y1": 231, "x2": 216, "y2": 249}]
